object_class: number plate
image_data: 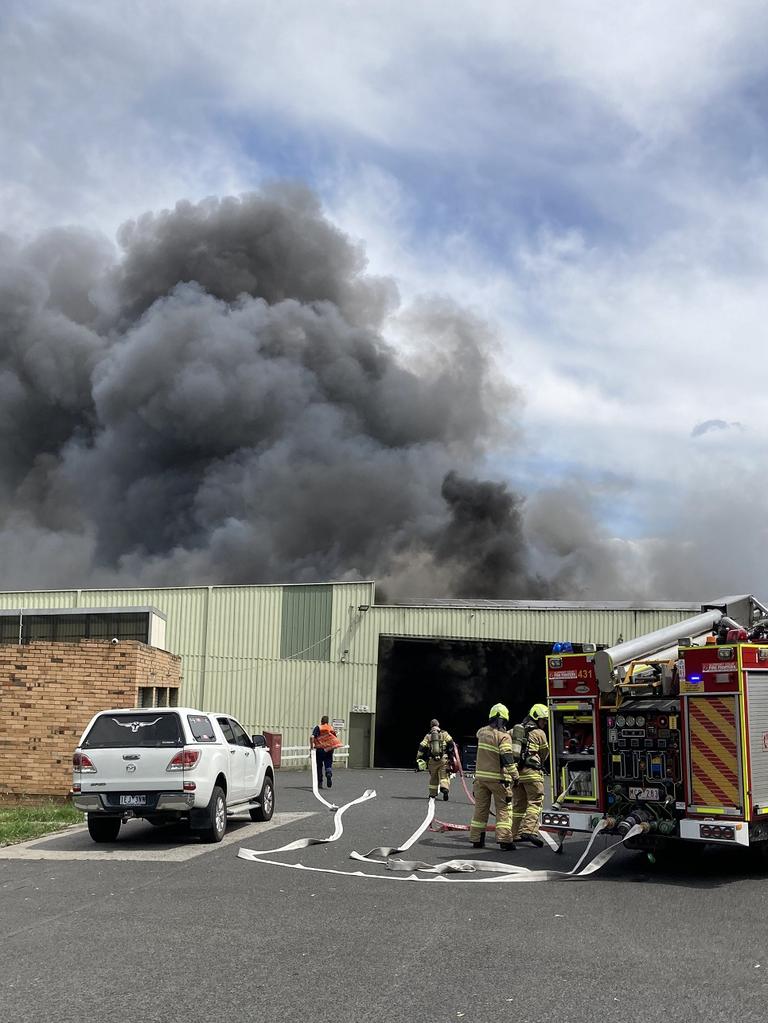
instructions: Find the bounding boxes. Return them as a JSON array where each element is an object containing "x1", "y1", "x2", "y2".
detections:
[
  {"x1": 119, "y1": 794, "x2": 147, "y2": 806},
  {"x1": 629, "y1": 786, "x2": 661, "y2": 801}
]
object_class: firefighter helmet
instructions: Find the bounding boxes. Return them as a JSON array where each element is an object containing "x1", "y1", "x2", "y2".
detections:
[
  {"x1": 489, "y1": 703, "x2": 509, "y2": 722},
  {"x1": 529, "y1": 703, "x2": 549, "y2": 722}
]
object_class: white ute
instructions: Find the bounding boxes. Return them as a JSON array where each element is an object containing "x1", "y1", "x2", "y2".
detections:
[{"x1": 71, "y1": 707, "x2": 275, "y2": 843}]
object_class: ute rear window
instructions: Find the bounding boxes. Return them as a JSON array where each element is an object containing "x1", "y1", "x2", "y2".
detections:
[
  {"x1": 187, "y1": 715, "x2": 217, "y2": 742},
  {"x1": 82, "y1": 713, "x2": 183, "y2": 748}
]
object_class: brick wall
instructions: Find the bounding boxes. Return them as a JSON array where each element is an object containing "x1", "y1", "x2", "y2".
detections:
[{"x1": 0, "y1": 640, "x2": 182, "y2": 796}]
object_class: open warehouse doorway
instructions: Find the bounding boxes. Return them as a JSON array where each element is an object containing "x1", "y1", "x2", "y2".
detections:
[{"x1": 374, "y1": 636, "x2": 551, "y2": 768}]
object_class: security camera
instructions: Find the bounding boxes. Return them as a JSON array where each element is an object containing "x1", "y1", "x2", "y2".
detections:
[{"x1": 111, "y1": 637, "x2": 119, "y2": 645}]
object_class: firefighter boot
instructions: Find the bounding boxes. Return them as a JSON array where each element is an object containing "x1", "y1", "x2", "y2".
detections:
[
  {"x1": 499, "y1": 841, "x2": 517, "y2": 851},
  {"x1": 471, "y1": 833, "x2": 486, "y2": 849},
  {"x1": 519, "y1": 833, "x2": 544, "y2": 848},
  {"x1": 441, "y1": 787, "x2": 449, "y2": 801}
]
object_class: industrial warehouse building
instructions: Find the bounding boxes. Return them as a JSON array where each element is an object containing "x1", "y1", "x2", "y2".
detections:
[{"x1": 0, "y1": 582, "x2": 713, "y2": 770}]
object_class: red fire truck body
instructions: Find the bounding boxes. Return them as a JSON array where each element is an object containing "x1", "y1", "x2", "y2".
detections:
[{"x1": 543, "y1": 598, "x2": 768, "y2": 851}]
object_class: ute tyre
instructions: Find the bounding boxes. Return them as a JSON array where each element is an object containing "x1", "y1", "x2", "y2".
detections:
[
  {"x1": 250, "y1": 776, "x2": 275, "y2": 822},
  {"x1": 200, "y1": 785, "x2": 227, "y2": 843},
  {"x1": 87, "y1": 815, "x2": 121, "y2": 843}
]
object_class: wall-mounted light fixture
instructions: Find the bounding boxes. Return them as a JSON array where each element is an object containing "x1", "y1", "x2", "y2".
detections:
[
  {"x1": 340, "y1": 649, "x2": 350, "y2": 663},
  {"x1": 358, "y1": 604, "x2": 370, "y2": 612}
]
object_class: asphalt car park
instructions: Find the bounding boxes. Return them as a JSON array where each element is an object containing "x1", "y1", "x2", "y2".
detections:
[
  {"x1": 0, "y1": 811, "x2": 311, "y2": 862},
  {"x1": 2, "y1": 769, "x2": 768, "y2": 1023}
]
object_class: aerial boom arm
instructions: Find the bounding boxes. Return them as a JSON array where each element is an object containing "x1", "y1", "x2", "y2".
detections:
[{"x1": 594, "y1": 609, "x2": 723, "y2": 692}]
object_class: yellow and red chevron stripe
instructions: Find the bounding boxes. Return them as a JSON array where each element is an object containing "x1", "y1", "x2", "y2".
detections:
[{"x1": 688, "y1": 697, "x2": 741, "y2": 809}]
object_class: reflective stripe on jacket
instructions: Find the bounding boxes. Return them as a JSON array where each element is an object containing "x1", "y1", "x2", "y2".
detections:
[
  {"x1": 474, "y1": 725, "x2": 517, "y2": 783},
  {"x1": 523, "y1": 726, "x2": 549, "y2": 770}
]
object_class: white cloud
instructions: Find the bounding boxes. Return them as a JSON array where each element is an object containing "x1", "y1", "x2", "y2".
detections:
[
  {"x1": 3, "y1": 1, "x2": 768, "y2": 234},
  {"x1": 328, "y1": 162, "x2": 768, "y2": 458}
]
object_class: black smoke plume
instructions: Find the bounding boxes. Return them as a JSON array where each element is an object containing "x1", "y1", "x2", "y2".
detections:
[{"x1": 0, "y1": 185, "x2": 546, "y2": 598}]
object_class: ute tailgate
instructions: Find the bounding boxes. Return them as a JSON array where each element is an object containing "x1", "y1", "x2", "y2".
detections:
[{"x1": 77, "y1": 711, "x2": 186, "y2": 797}]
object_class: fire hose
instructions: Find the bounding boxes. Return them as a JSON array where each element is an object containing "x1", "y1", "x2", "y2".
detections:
[
  {"x1": 239, "y1": 751, "x2": 638, "y2": 880},
  {"x1": 239, "y1": 786, "x2": 646, "y2": 882}
]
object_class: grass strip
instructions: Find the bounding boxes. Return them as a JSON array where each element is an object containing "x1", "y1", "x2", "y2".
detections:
[{"x1": 0, "y1": 803, "x2": 83, "y2": 846}]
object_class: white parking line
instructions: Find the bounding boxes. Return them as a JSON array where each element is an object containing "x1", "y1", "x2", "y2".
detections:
[{"x1": 0, "y1": 812, "x2": 313, "y2": 862}]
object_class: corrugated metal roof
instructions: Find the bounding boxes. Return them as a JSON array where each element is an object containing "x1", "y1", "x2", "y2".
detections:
[
  {"x1": 0, "y1": 580, "x2": 376, "y2": 595},
  {"x1": 385, "y1": 597, "x2": 705, "y2": 611}
]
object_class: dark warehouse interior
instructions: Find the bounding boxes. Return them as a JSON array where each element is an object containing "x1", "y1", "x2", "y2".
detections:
[{"x1": 373, "y1": 636, "x2": 551, "y2": 768}]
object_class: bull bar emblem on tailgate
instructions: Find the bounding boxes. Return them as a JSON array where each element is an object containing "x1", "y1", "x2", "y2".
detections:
[{"x1": 112, "y1": 717, "x2": 162, "y2": 733}]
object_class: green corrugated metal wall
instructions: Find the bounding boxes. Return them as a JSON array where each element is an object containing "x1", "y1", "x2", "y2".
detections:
[
  {"x1": 0, "y1": 583, "x2": 709, "y2": 756},
  {"x1": 280, "y1": 585, "x2": 332, "y2": 660},
  {"x1": 0, "y1": 582, "x2": 376, "y2": 752}
]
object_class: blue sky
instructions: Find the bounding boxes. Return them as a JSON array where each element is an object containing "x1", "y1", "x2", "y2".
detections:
[{"x1": 1, "y1": 0, "x2": 768, "y2": 596}]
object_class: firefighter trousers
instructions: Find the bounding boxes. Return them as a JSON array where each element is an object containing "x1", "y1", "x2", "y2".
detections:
[
  {"x1": 510, "y1": 771, "x2": 545, "y2": 838},
  {"x1": 428, "y1": 756, "x2": 451, "y2": 797},
  {"x1": 469, "y1": 779, "x2": 512, "y2": 844}
]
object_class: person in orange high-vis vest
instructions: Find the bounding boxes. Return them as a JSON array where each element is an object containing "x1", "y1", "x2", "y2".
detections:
[{"x1": 311, "y1": 716, "x2": 343, "y2": 789}]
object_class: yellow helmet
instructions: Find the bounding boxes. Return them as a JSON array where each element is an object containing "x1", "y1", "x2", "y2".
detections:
[
  {"x1": 489, "y1": 703, "x2": 509, "y2": 722},
  {"x1": 529, "y1": 703, "x2": 549, "y2": 722}
]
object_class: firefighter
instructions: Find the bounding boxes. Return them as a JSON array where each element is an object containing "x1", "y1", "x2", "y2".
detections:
[
  {"x1": 416, "y1": 719, "x2": 455, "y2": 800},
  {"x1": 510, "y1": 703, "x2": 550, "y2": 847},
  {"x1": 468, "y1": 703, "x2": 519, "y2": 850}
]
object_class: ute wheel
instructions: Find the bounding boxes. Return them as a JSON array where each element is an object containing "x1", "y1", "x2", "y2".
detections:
[
  {"x1": 250, "y1": 776, "x2": 275, "y2": 822},
  {"x1": 87, "y1": 815, "x2": 121, "y2": 843},
  {"x1": 200, "y1": 786, "x2": 227, "y2": 843}
]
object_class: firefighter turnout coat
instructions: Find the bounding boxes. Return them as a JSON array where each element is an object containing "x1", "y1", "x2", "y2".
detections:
[
  {"x1": 417, "y1": 729, "x2": 454, "y2": 797},
  {"x1": 511, "y1": 724, "x2": 549, "y2": 839},
  {"x1": 469, "y1": 725, "x2": 519, "y2": 845}
]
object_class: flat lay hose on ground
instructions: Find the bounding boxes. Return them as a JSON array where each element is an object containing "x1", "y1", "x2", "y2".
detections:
[{"x1": 238, "y1": 763, "x2": 641, "y2": 882}]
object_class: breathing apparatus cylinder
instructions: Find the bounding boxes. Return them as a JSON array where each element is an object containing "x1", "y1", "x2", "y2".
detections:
[
  {"x1": 509, "y1": 722, "x2": 526, "y2": 762},
  {"x1": 430, "y1": 726, "x2": 442, "y2": 758}
]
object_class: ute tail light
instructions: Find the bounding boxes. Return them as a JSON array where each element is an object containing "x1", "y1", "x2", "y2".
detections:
[
  {"x1": 73, "y1": 752, "x2": 96, "y2": 773},
  {"x1": 167, "y1": 749, "x2": 201, "y2": 771}
]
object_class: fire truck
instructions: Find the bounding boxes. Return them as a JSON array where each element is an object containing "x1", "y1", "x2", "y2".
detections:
[{"x1": 542, "y1": 595, "x2": 768, "y2": 853}]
